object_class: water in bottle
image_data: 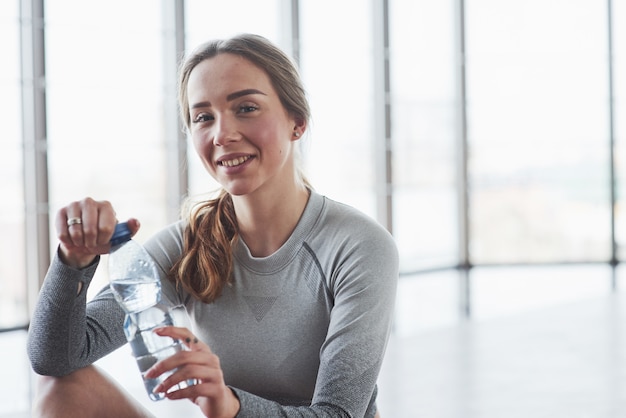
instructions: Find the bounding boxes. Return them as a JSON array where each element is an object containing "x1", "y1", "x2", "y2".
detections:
[
  {"x1": 108, "y1": 223, "x2": 161, "y2": 313},
  {"x1": 124, "y1": 304, "x2": 193, "y2": 400},
  {"x1": 109, "y1": 222, "x2": 197, "y2": 401}
]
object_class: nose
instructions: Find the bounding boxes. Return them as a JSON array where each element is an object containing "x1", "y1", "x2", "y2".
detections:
[{"x1": 212, "y1": 115, "x2": 240, "y2": 146}]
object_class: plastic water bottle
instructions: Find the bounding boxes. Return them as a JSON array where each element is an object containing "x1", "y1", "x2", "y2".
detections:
[{"x1": 108, "y1": 222, "x2": 196, "y2": 401}]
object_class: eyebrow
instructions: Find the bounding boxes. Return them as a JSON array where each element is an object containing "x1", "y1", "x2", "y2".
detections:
[
  {"x1": 190, "y1": 89, "x2": 267, "y2": 110},
  {"x1": 226, "y1": 88, "x2": 266, "y2": 101}
]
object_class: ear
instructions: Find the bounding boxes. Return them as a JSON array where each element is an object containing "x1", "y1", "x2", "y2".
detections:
[{"x1": 292, "y1": 117, "x2": 306, "y2": 140}]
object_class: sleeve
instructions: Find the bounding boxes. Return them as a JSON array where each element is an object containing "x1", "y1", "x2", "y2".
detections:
[
  {"x1": 313, "y1": 221, "x2": 398, "y2": 417},
  {"x1": 231, "y1": 388, "x2": 360, "y2": 417},
  {"x1": 233, "y1": 218, "x2": 399, "y2": 417},
  {"x1": 27, "y1": 249, "x2": 127, "y2": 376}
]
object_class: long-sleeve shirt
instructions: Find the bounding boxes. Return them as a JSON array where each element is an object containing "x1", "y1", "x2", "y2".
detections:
[{"x1": 28, "y1": 191, "x2": 399, "y2": 417}]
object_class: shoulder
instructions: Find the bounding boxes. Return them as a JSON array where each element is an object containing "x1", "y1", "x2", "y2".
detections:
[
  {"x1": 142, "y1": 220, "x2": 187, "y2": 270},
  {"x1": 317, "y1": 194, "x2": 396, "y2": 248},
  {"x1": 304, "y1": 193, "x2": 398, "y2": 303},
  {"x1": 307, "y1": 192, "x2": 399, "y2": 268}
]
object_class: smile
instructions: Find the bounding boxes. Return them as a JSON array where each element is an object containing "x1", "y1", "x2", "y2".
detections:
[{"x1": 218, "y1": 155, "x2": 252, "y2": 167}]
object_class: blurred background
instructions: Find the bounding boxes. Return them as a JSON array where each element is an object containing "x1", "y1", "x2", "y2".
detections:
[{"x1": 2, "y1": 0, "x2": 625, "y2": 416}]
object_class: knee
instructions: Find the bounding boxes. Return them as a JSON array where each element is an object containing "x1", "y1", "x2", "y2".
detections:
[
  {"x1": 32, "y1": 374, "x2": 66, "y2": 418},
  {"x1": 32, "y1": 367, "x2": 98, "y2": 418},
  {"x1": 32, "y1": 366, "x2": 153, "y2": 418}
]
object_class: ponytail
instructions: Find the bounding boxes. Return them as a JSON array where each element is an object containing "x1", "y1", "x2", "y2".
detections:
[{"x1": 171, "y1": 190, "x2": 238, "y2": 303}]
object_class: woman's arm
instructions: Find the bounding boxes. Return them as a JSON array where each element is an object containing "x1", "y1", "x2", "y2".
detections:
[
  {"x1": 27, "y1": 251, "x2": 127, "y2": 376},
  {"x1": 28, "y1": 198, "x2": 139, "y2": 376}
]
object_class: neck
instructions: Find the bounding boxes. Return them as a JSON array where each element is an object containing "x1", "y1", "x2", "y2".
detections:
[{"x1": 233, "y1": 183, "x2": 310, "y2": 257}]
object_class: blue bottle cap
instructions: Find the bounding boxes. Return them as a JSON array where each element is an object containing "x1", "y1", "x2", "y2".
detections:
[{"x1": 110, "y1": 222, "x2": 132, "y2": 246}]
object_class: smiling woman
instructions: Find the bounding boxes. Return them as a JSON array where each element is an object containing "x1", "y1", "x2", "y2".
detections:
[
  {"x1": 27, "y1": 34, "x2": 399, "y2": 418},
  {"x1": 11, "y1": 1, "x2": 626, "y2": 417},
  {"x1": 185, "y1": 52, "x2": 305, "y2": 204}
]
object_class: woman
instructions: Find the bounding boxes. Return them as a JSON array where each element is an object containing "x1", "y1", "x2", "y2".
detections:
[{"x1": 28, "y1": 33, "x2": 398, "y2": 418}]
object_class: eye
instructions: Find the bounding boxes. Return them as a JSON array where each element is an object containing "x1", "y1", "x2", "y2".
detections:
[
  {"x1": 238, "y1": 104, "x2": 259, "y2": 114},
  {"x1": 192, "y1": 113, "x2": 214, "y2": 123}
]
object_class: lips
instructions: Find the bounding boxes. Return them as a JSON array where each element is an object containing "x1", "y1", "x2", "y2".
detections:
[{"x1": 217, "y1": 155, "x2": 253, "y2": 167}]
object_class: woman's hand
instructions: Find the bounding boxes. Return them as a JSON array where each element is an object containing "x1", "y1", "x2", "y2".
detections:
[
  {"x1": 146, "y1": 327, "x2": 241, "y2": 418},
  {"x1": 55, "y1": 197, "x2": 140, "y2": 269}
]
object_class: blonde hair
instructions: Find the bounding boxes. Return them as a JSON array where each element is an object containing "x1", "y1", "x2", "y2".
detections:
[{"x1": 172, "y1": 34, "x2": 311, "y2": 303}]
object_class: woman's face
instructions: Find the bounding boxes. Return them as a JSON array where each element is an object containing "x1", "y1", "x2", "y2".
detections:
[{"x1": 186, "y1": 53, "x2": 302, "y2": 197}]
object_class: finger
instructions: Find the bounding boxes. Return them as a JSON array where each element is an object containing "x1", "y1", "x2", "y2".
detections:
[
  {"x1": 65, "y1": 201, "x2": 85, "y2": 247},
  {"x1": 160, "y1": 369, "x2": 225, "y2": 401},
  {"x1": 56, "y1": 207, "x2": 71, "y2": 243},
  {"x1": 154, "y1": 326, "x2": 207, "y2": 352},
  {"x1": 79, "y1": 197, "x2": 113, "y2": 248},
  {"x1": 144, "y1": 326, "x2": 206, "y2": 381},
  {"x1": 94, "y1": 202, "x2": 118, "y2": 246},
  {"x1": 125, "y1": 217, "x2": 141, "y2": 238},
  {"x1": 154, "y1": 357, "x2": 223, "y2": 398},
  {"x1": 144, "y1": 338, "x2": 218, "y2": 384},
  {"x1": 144, "y1": 349, "x2": 203, "y2": 382},
  {"x1": 79, "y1": 198, "x2": 99, "y2": 248}
]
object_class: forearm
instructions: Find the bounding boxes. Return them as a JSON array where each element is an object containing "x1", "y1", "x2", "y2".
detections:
[
  {"x1": 27, "y1": 250, "x2": 125, "y2": 376},
  {"x1": 230, "y1": 388, "x2": 353, "y2": 418}
]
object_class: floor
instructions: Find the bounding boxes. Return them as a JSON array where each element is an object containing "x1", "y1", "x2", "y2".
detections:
[
  {"x1": 377, "y1": 293, "x2": 626, "y2": 417},
  {"x1": 6, "y1": 269, "x2": 626, "y2": 417}
]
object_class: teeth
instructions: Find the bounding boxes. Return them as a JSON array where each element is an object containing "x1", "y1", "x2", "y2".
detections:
[{"x1": 221, "y1": 156, "x2": 250, "y2": 167}]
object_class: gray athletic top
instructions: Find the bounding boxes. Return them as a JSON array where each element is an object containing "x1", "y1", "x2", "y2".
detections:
[{"x1": 28, "y1": 191, "x2": 399, "y2": 417}]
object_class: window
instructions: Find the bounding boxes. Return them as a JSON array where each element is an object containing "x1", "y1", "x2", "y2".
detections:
[
  {"x1": 0, "y1": 0, "x2": 27, "y2": 329},
  {"x1": 11, "y1": 0, "x2": 625, "y2": 333},
  {"x1": 390, "y1": 0, "x2": 460, "y2": 271},
  {"x1": 466, "y1": 0, "x2": 611, "y2": 264},
  {"x1": 299, "y1": 0, "x2": 377, "y2": 219},
  {"x1": 614, "y1": 0, "x2": 626, "y2": 261},
  {"x1": 45, "y1": 0, "x2": 167, "y2": 297}
]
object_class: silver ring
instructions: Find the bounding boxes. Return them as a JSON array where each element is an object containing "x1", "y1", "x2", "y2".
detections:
[{"x1": 67, "y1": 217, "x2": 83, "y2": 227}]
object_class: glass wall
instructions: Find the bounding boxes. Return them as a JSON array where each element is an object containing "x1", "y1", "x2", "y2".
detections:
[
  {"x1": 615, "y1": 0, "x2": 626, "y2": 261},
  {"x1": 7, "y1": 1, "x2": 626, "y2": 333},
  {"x1": 0, "y1": 0, "x2": 27, "y2": 329},
  {"x1": 45, "y1": 0, "x2": 167, "y2": 297},
  {"x1": 389, "y1": 0, "x2": 459, "y2": 271},
  {"x1": 466, "y1": 0, "x2": 612, "y2": 264},
  {"x1": 299, "y1": 0, "x2": 377, "y2": 219}
]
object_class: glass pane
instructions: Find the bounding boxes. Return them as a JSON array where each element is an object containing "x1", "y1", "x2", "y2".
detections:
[
  {"x1": 614, "y1": 0, "x2": 626, "y2": 260},
  {"x1": 0, "y1": 0, "x2": 27, "y2": 328},
  {"x1": 299, "y1": 1, "x2": 376, "y2": 218},
  {"x1": 395, "y1": 271, "x2": 461, "y2": 337},
  {"x1": 472, "y1": 265, "x2": 611, "y2": 320},
  {"x1": 45, "y1": 1, "x2": 166, "y2": 297},
  {"x1": 0, "y1": 331, "x2": 29, "y2": 414},
  {"x1": 466, "y1": 0, "x2": 611, "y2": 263},
  {"x1": 390, "y1": 0, "x2": 459, "y2": 272},
  {"x1": 184, "y1": 0, "x2": 282, "y2": 197},
  {"x1": 185, "y1": 0, "x2": 281, "y2": 47}
]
